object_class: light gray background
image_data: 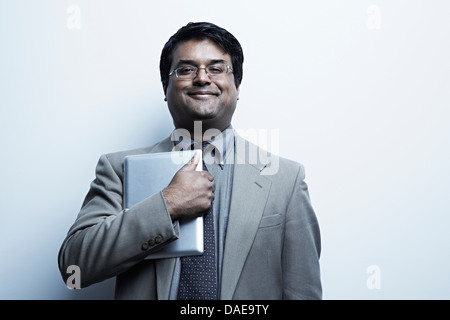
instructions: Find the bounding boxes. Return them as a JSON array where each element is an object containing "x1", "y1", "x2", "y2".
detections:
[{"x1": 1, "y1": 0, "x2": 449, "y2": 299}]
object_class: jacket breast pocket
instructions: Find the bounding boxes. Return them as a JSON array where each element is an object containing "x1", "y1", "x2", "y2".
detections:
[{"x1": 258, "y1": 213, "x2": 281, "y2": 229}]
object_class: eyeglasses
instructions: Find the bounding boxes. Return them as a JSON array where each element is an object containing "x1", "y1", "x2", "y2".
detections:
[{"x1": 168, "y1": 63, "x2": 233, "y2": 79}]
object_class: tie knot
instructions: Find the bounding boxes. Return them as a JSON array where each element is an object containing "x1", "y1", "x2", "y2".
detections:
[{"x1": 190, "y1": 141, "x2": 217, "y2": 164}]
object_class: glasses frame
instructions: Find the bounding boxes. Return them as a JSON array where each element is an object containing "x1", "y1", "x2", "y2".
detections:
[{"x1": 168, "y1": 63, "x2": 233, "y2": 79}]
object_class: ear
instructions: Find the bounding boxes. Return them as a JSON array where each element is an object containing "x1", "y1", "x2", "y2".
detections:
[
  {"x1": 236, "y1": 86, "x2": 240, "y2": 101},
  {"x1": 163, "y1": 83, "x2": 168, "y2": 101}
]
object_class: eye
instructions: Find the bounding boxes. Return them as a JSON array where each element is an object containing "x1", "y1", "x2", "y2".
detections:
[
  {"x1": 177, "y1": 66, "x2": 196, "y2": 76},
  {"x1": 207, "y1": 64, "x2": 226, "y2": 74}
]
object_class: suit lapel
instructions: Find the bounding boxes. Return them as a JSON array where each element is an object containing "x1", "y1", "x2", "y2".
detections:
[{"x1": 220, "y1": 134, "x2": 272, "y2": 299}]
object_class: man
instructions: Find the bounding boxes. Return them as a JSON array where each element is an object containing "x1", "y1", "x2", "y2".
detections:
[{"x1": 58, "y1": 22, "x2": 322, "y2": 300}]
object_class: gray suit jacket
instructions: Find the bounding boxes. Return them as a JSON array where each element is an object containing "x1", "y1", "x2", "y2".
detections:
[{"x1": 58, "y1": 132, "x2": 322, "y2": 299}]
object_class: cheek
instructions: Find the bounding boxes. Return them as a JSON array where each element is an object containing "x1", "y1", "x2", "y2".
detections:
[
  {"x1": 167, "y1": 83, "x2": 185, "y2": 100},
  {"x1": 224, "y1": 86, "x2": 239, "y2": 102},
  {"x1": 218, "y1": 80, "x2": 238, "y2": 99}
]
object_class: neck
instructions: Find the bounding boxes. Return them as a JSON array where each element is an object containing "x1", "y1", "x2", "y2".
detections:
[{"x1": 176, "y1": 120, "x2": 230, "y2": 142}]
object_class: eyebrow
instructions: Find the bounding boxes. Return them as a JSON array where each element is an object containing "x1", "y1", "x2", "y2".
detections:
[{"x1": 175, "y1": 59, "x2": 228, "y2": 67}]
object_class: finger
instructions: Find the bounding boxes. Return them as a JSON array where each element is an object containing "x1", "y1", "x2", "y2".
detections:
[
  {"x1": 202, "y1": 171, "x2": 214, "y2": 182},
  {"x1": 179, "y1": 151, "x2": 201, "y2": 172}
]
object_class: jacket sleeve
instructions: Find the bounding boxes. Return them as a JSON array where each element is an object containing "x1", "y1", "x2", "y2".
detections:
[
  {"x1": 282, "y1": 164, "x2": 322, "y2": 299},
  {"x1": 58, "y1": 153, "x2": 179, "y2": 288}
]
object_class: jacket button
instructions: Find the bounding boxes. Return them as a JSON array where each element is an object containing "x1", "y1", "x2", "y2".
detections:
[
  {"x1": 148, "y1": 238, "x2": 156, "y2": 246},
  {"x1": 155, "y1": 235, "x2": 163, "y2": 244},
  {"x1": 141, "y1": 242, "x2": 149, "y2": 250}
]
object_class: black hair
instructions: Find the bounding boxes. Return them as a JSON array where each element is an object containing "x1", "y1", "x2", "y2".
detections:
[{"x1": 160, "y1": 22, "x2": 244, "y2": 89}]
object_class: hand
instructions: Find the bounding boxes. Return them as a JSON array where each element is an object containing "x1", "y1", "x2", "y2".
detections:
[{"x1": 162, "y1": 151, "x2": 215, "y2": 221}]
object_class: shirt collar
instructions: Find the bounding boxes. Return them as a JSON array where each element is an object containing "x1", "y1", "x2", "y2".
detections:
[{"x1": 171, "y1": 124, "x2": 235, "y2": 165}]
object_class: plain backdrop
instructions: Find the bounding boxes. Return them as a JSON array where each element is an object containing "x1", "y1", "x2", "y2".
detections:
[{"x1": 1, "y1": 0, "x2": 449, "y2": 299}]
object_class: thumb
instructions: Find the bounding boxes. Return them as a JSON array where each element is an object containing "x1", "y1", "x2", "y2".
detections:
[{"x1": 179, "y1": 150, "x2": 201, "y2": 172}]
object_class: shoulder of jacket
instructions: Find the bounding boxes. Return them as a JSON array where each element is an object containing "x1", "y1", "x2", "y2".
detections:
[{"x1": 100, "y1": 136, "x2": 171, "y2": 167}]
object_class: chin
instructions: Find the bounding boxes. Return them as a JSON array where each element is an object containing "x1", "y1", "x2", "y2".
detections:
[{"x1": 189, "y1": 105, "x2": 220, "y2": 119}]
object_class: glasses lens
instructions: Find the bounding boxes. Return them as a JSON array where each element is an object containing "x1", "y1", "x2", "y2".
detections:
[
  {"x1": 176, "y1": 66, "x2": 197, "y2": 78},
  {"x1": 206, "y1": 64, "x2": 227, "y2": 76}
]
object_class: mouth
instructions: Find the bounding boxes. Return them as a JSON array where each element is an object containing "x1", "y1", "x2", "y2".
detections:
[{"x1": 187, "y1": 90, "x2": 219, "y2": 99}]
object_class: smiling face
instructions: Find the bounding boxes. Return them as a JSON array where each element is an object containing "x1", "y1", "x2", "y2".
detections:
[{"x1": 163, "y1": 39, "x2": 240, "y2": 137}]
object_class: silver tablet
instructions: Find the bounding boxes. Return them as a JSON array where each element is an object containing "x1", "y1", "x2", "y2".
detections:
[{"x1": 123, "y1": 150, "x2": 204, "y2": 259}]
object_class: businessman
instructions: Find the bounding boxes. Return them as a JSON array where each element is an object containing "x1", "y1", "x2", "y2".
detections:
[{"x1": 58, "y1": 22, "x2": 322, "y2": 300}]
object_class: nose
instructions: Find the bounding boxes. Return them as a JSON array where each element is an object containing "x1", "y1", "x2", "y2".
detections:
[{"x1": 193, "y1": 67, "x2": 211, "y2": 85}]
